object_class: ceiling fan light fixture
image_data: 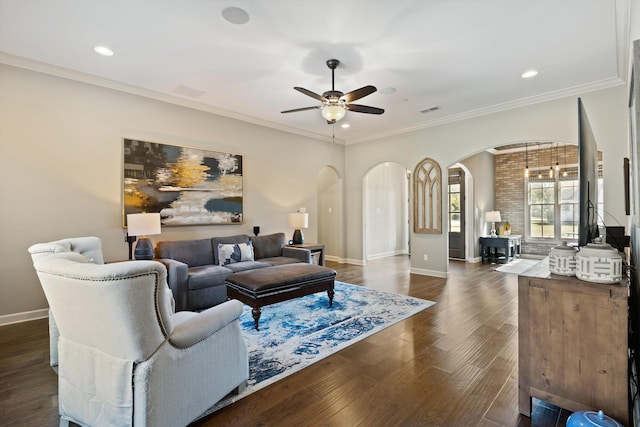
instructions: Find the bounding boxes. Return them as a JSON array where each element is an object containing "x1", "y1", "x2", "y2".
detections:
[{"x1": 322, "y1": 105, "x2": 346, "y2": 123}]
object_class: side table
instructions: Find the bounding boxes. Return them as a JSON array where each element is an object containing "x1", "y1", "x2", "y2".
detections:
[
  {"x1": 480, "y1": 235, "x2": 521, "y2": 263},
  {"x1": 288, "y1": 243, "x2": 325, "y2": 266}
]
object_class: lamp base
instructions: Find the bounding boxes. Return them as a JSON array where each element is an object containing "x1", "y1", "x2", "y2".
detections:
[
  {"x1": 490, "y1": 222, "x2": 497, "y2": 238},
  {"x1": 125, "y1": 234, "x2": 137, "y2": 260},
  {"x1": 134, "y1": 237, "x2": 154, "y2": 260},
  {"x1": 292, "y1": 229, "x2": 304, "y2": 245}
]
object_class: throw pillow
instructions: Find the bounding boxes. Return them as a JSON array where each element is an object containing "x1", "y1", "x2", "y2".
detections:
[
  {"x1": 218, "y1": 243, "x2": 241, "y2": 265},
  {"x1": 237, "y1": 242, "x2": 254, "y2": 262}
]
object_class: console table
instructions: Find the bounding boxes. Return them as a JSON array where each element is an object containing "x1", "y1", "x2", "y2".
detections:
[
  {"x1": 288, "y1": 243, "x2": 325, "y2": 266},
  {"x1": 479, "y1": 235, "x2": 521, "y2": 263},
  {"x1": 518, "y1": 264, "x2": 629, "y2": 425}
]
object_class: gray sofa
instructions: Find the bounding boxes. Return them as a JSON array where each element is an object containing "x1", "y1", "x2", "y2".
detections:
[{"x1": 156, "y1": 232, "x2": 311, "y2": 311}]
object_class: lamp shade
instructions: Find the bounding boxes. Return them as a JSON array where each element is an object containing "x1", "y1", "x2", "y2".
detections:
[
  {"x1": 127, "y1": 213, "x2": 161, "y2": 236},
  {"x1": 321, "y1": 105, "x2": 346, "y2": 123},
  {"x1": 485, "y1": 211, "x2": 502, "y2": 223},
  {"x1": 288, "y1": 212, "x2": 309, "y2": 229}
]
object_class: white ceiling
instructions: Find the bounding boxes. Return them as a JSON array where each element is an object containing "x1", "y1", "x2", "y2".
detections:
[{"x1": 0, "y1": 0, "x2": 628, "y2": 144}]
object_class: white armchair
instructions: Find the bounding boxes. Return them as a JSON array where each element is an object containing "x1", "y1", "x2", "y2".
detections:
[{"x1": 28, "y1": 237, "x2": 249, "y2": 427}]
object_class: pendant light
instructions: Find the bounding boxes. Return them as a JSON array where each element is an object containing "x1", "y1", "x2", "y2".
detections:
[
  {"x1": 549, "y1": 143, "x2": 554, "y2": 179},
  {"x1": 537, "y1": 143, "x2": 542, "y2": 179},
  {"x1": 524, "y1": 142, "x2": 529, "y2": 177},
  {"x1": 562, "y1": 144, "x2": 568, "y2": 177},
  {"x1": 555, "y1": 143, "x2": 560, "y2": 173}
]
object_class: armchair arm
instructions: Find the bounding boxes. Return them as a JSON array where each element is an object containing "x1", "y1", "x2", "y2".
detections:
[
  {"x1": 157, "y1": 258, "x2": 189, "y2": 311},
  {"x1": 168, "y1": 300, "x2": 244, "y2": 348},
  {"x1": 283, "y1": 246, "x2": 311, "y2": 263}
]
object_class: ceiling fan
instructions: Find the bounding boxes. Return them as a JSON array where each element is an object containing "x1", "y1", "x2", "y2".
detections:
[{"x1": 281, "y1": 59, "x2": 384, "y2": 124}]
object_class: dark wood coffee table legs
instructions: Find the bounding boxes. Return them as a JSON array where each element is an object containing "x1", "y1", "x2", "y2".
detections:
[
  {"x1": 251, "y1": 307, "x2": 261, "y2": 331},
  {"x1": 247, "y1": 288, "x2": 335, "y2": 331}
]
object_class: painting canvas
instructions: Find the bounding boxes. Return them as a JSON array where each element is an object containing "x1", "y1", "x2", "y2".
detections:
[{"x1": 123, "y1": 138, "x2": 243, "y2": 226}]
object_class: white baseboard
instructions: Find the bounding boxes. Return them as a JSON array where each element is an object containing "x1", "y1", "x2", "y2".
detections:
[
  {"x1": 0, "y1": 308, "x2": 48, "y2": 326},
  {"x1": 467, "y1": 256, "x2": 482, "y2": 263},
  {"x1": 410, "y1": 267, "x2": 449, "y2": 278},
  {"x1": 344, "y1": 258, "x2": 367, "y2": 266},
  {"x1": 367, "y1": 250, "x2": 407, "y2": 261},
  {"x1": 325, "y1": 255, "x2": 346, "y2": 264}
]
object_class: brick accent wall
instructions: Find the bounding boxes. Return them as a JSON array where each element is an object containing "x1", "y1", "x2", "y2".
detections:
[{"x1": 494, "y1": 144, "x2": 578, "y2": 256}]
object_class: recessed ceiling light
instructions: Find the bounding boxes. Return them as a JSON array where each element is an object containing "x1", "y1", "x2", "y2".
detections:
[
  {"x1": 521, "y1": 70, "x2": 538, "y2": 79},
  {"x1": 341, "y1": 123, "x2": 350, "y2": 129},
  {"x1": 94, "y1": 46, "x2": 114, "y2": 57},
  {"x1": 378, "y1": 87, "x2": 397, "y2": 95},
  {"x1": 222, "y1": 7, "x2": 250, "y2": 25}
]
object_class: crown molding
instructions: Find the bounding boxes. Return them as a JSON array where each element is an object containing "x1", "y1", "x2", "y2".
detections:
[
  {"x1": 0, "y1": 52, "x2": 344, "y2": 144},
  {"x1": 346, "y1": 77, "x2": 625, "y2": 145},
  {"x1": 0, "y1": 51, "x2": 622, "y2": 147}
]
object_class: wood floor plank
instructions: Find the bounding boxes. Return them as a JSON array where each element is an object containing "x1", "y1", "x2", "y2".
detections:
[{"x1": 0, "y1": 256, "x2": 573, "y2": 426}]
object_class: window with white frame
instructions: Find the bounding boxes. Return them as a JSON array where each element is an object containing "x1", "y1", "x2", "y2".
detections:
[{"x1": 526, "y1": 164, "x2": 602, "y2": 241}]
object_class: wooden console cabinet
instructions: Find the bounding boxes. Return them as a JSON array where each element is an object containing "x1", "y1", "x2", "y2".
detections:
[{"x1": 518, "y1": 270, "x2": 629, "y2": 425}]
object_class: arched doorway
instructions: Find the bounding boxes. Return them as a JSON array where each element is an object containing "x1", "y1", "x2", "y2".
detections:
[{"x1": 447, "y1": 163, "x2": 474, "y2": 261}]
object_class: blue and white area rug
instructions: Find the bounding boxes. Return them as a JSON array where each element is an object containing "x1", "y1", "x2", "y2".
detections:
[{"x1": 204, "y1": 281, "x2": 435, "y2": 415}]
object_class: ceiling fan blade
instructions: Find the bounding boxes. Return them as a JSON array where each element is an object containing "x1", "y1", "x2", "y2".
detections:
[
  {"x1": 281, "y1": 106, "x2": 321, "y2": 114},
  {"x1": 346, "y1": 104, "x2": 385, "y2": 115},
  {"x1": 342, "y1": 85, "x2": 377, "y2": 102},
  {"x1": 294, "y1": 87, "x2": 326, "y2": 102}
]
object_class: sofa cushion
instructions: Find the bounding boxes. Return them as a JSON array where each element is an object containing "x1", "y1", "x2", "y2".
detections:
[
  {"x1": 156, "y1": 238, "x2": 214, "y2": 268},
  {"x1": 212, "y1": 235, "x2": 250, "y2": 265},
  {"x1": 225, "y1": 260, "x2": 271, "y2": 273},
  {"x1": 260, "y1": 257, "x2": 304, "y2": 266},
  {"x1": 250, "y1": 233, "x2": 286, "y2": 260},
  {"x1": 187, "y1": 265, "x2": 233, "y2": 291}
]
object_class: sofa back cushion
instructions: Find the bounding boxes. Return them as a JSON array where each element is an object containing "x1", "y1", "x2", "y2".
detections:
[
  {"x1": 250, "y1": 233, "x2": 286, "y2": 260},
  {"x1": 155, "y1": 238, "x2": 214, "y2": 267},
  {"x1": 212, "y1": 235, "x2": 250, "y2": 265}
]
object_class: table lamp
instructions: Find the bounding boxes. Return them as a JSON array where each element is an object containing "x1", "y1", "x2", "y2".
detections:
[
  {"x1": 126, "y1": 213, "x2": 161, "y2": 260},
  {"x1": 288, "y1": 212, "x2": 308, "y2": 244},
  {"x1": 485, "y1": 211, "x2": 501, "y2": 238}
]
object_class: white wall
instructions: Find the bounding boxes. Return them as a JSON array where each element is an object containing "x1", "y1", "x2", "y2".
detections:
[
  {"x1": 317, "y1": 166, "x2": 343, "y2": 260},
  {"x1": 0, "y1": 64, "x2": 344, "y2": 320},
  {"x1": 363, "y1": 162, "x2": 409, "y2": 260},
  {"x1": 460, "y1": 152, "x2": 496, "y2": 258},
  {"x1": 345, "y1": 85, "x2": 629, "y2": 276}
]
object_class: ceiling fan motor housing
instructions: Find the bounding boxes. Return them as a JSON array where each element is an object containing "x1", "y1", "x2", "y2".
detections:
[{"x1": 322, "y1": 90, "x2": 344, "y2": 100}]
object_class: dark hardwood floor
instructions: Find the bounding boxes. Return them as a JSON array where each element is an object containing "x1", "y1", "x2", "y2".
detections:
[{"x1": 0, "y1": 256, "x2": 572, "y2": 426}]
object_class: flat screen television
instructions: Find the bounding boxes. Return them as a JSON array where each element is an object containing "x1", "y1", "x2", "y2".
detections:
[{"x1": 577, "y1": 97, "x2": 599, "y2": 247}]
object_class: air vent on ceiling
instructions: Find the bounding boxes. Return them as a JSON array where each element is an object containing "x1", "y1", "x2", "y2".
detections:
[
  {"x1": 420, "y1": 106, "x2": 440, "y2": 114},
  {"x1": 173, "y1": 84, "x2": 205, "y2": 99}
]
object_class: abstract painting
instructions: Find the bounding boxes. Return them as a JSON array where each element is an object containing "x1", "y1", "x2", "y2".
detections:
[{"x1": 123, "y1": 138, "x2": 243, "y2": 226}]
